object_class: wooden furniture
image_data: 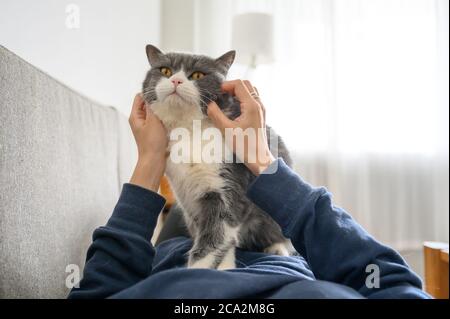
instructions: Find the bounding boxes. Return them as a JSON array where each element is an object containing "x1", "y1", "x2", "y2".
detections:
[
  {"x1": 424, "y1": 242, "x2": 449, "y2": 299},
  {"x1": 159, "y1": 175, "x2": 175, "y2": 211},
  {"x1": 150, "y1": 176, "x2": 176, "y2": 245}
]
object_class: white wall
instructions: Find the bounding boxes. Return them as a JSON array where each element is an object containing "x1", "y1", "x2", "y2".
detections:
[
  {"x1": 160, "y1": 0, "x2": 195, "y2": 52},
  {"x1": 0, "y1": 0, "x2": 160, "y2": 115}
]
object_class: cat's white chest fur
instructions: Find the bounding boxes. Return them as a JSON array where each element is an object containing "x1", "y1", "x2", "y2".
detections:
[{"x1": 150, "y1": 100, "x2": 225, "y2": 214}]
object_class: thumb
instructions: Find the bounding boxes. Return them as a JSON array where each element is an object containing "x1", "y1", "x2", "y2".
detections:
[{"x1": 207, "y1": 101, "x2": 236, "y2": 131}]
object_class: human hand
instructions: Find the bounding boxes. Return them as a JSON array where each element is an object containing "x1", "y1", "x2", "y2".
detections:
[
  {"x1": 129, "y1": 93, "x2": 168, "y2": 191},
  {"x1": 207, "y1": 80, "x2": 275, "y2": 176}
]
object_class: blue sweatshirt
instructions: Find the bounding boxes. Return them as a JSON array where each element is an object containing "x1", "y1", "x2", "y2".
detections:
[{"x1": 68, "y1": 159, "x2": 429, "y2": 299}]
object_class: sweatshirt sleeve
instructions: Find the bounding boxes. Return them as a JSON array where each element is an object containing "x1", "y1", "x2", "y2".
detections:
[
  {"x1": 246, "y1": 158, "x2": 430, "y2": 299},
  {"x1": 68, "y1": 183, "x2": 166, "y2": 299}
]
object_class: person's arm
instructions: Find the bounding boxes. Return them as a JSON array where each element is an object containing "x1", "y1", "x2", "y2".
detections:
[
  {"x1": 68, "y1": 94, "x2": 168, "y2": 298},
  {"x1": 246, "y1": 158, "x2": 430, "y2": 299},
  {"x1": 208, "y1": 80, "x2": 430, "y2": 299},
  {"x1": 68, "y1": 183, "x2": 165, "y2": 299}
]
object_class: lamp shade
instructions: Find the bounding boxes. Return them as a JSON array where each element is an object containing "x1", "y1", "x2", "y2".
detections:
[{"x1": 231, "y1": 12, "x2": 274, "y2": 66}]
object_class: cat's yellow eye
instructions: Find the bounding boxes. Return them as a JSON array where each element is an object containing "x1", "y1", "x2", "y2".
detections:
[
  {"x1": 160, "y1": 67, "x2": 172, "y2": 77},
  {"x1": 190, "y1": 71, "x2": 205, "y2": 80}
]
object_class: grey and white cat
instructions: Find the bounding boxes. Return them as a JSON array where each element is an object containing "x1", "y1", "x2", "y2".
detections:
[{"x1": 142, "y1": 45, "x2": 293, "y2": 270}]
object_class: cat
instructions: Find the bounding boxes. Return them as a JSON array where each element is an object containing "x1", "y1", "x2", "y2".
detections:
[{"x1": 142, "y1": 44, "x2": 293, "y2": 270}]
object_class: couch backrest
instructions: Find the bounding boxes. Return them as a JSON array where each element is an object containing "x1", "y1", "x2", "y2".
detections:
[{"x1": 0, "y1": 46, "x2": 136, "y2": 298}]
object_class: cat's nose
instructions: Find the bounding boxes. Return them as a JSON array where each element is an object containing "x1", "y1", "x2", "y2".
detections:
[{"x1": 171, "y1": 78, "x2": 183, "y2": 87}]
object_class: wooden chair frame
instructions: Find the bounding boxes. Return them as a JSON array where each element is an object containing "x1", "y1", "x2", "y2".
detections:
[{"x1": 424, "y1": 242, "x2": 449, "y2": 299}]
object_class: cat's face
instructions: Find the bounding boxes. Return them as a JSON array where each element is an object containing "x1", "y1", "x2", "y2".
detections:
[{"x1": 142, "y1": 45, "x2": 235, "y2": 114}]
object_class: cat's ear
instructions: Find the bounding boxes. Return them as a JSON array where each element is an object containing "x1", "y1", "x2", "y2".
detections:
[
  {"x1": 146, "y1": 44, "x2": 164, "y2": 66},
  {"x1": 215, "y1": 50, "x2": 236, "y2": 71}
]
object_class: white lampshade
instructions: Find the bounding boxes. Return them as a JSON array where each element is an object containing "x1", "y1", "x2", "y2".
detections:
[{"x1": 231, "y1": 13, "x2": 274, "y2": 66}]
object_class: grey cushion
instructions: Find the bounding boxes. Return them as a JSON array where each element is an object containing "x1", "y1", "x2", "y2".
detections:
[{"x1": 0, "y1": 45, "x2": 137, "y2": 298}]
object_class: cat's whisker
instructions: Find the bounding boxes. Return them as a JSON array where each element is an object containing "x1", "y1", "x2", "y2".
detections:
[
  {"x1": 179, "y1": 90, "x2": 215, "y2": 105},
  {"x1": 195, "y1": 91, "x2": 216, "y2": 103}
]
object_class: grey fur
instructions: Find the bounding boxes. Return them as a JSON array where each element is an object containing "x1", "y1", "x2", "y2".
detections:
[{"x1": 142, "y1": 45, "x2": 293, "y2": 269}]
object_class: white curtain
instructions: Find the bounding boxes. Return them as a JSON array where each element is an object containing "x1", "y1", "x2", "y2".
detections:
[{"x1": 162, "y1": 0, "x2": 449, "y2": 250}]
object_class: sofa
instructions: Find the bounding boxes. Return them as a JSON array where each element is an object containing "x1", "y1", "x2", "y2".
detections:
[{"x1": 0, "y1": 45, "x2": 137, "y2": 298}]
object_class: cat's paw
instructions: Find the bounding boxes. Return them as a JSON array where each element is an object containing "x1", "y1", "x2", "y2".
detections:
[
  {"x1": 264, "y1": 242, "x2": 290, "y2": 256},
  {"x1": 216, "y1": 258, "x2": 236, "y2": 270},
  {"x1": 187, "y1": 254, "x2": 215, "y2": 269},
  {"x1": 216, "y1": 248, "x2": 236, "y2": 270}
]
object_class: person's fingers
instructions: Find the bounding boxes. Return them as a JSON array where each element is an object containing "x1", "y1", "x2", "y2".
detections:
[
  {"x1": 147, "y1": 112, "x2": 168, "y2": 135},
  {"x1": 207, "y1": 101, "x2": 236, "y2": 131},
  {"x1": 253, "y1": 86, "x2": 266, "y2": 121},
  {"x1": 243, "y1": 80, "x2": 254, "y2": 94},
  {"x1": 144, "y1": 106, "x2": 155, "y2": 122},
  {"x1": 129, "y1": 93, "x2": 146, "y2": 124},
  {"x1": 243, "y1": 83, "x2": 265, "y2": 122},
  {"x1": 145, "y1": 107, "x2": 163, "y2": 126},
  {"x1": 243, "y1": 81, "x2": 261, "y2": 106},
  {"x1": 221, "y1": 80, "x2": 254, "y2": 103},
  {"x1": 132, "y1": 93, "x2": 144, "y2": 113}
]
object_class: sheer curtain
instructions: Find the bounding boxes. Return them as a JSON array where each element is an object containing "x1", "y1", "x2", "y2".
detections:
[{"x1": 163, "y1": 0, "x2": 449, "y2": 250}]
